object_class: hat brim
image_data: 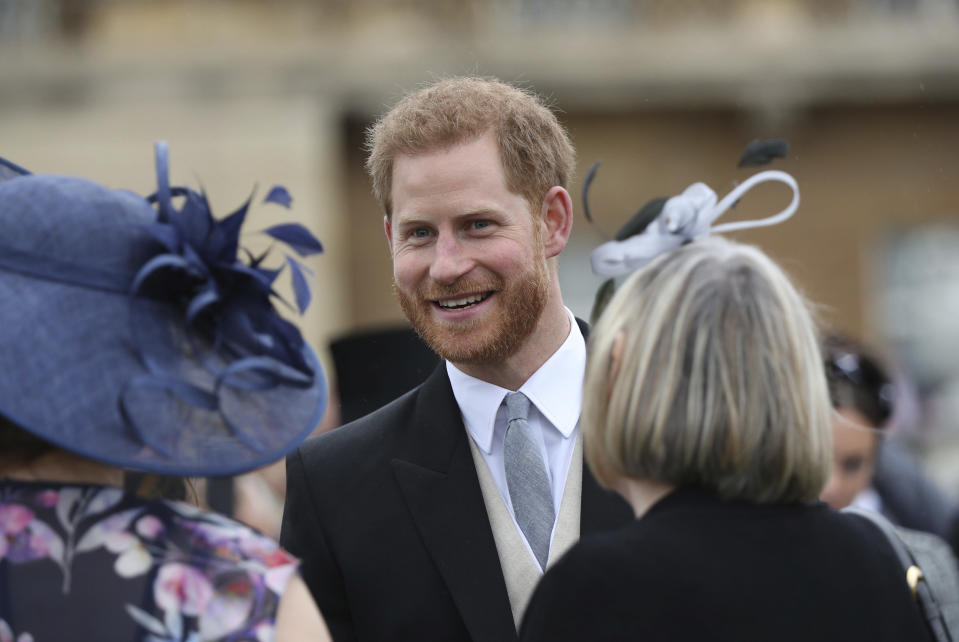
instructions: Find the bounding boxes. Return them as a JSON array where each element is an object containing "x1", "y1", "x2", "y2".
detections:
[{"x1": 0, "y1": 269, "x2": 326, "y2": 477}]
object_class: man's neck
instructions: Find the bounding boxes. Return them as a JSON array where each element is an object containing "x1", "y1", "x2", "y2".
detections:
[{"x1": 451, "y1": 300, "x2": 572, "y2": 391}]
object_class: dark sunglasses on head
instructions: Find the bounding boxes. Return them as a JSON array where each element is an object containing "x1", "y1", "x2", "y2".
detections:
[{"x1": 825, "y1": 349, "x2": 896, "y2": 425}]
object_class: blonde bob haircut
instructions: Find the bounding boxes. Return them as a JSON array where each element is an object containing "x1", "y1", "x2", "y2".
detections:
[
  {"x1": 365, "y1": 76, "x2": 575, "y2": 218},
  {"x1": 583, "y1": 237, "x2": 832, "y2": 504}
]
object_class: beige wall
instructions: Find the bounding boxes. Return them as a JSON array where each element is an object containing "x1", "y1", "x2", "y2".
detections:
[{"x1": 341, "y1": 116, "x2": 404, "y2": 331}]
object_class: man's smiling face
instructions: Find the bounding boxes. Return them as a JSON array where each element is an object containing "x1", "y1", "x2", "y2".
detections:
[{"x1": 386, "y1": 131, "x2": 549, "y2": 366}]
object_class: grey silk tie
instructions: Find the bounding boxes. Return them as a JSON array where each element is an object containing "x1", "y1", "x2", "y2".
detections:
[{"x1": 503, "y1": 391, "x2": 555, "y2": 569}]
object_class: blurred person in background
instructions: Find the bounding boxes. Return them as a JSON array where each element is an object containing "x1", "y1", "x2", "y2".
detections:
[
  {"x1": 821, "y1": 335, "x2": 955, "y2": 537},
  {"x1": 0, "y1": 148, "x2": 331, "y2": 642},
  {"x1": 520, "y1": 236, "x2": 931, "y2": 641},
  {"x1": 281, "y1": 76, "x2": 632, "y2": 642}
]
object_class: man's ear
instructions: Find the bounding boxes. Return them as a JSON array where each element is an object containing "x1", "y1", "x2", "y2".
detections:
[
  {"x1": 539, "y1": 186, "x2": 573, "y2": 259},
  {"x1": 384, "y1": 215, "x2": 394, "y2": 257}
]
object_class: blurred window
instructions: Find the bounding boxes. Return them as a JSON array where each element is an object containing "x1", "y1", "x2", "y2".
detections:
[
  {"x1": 0, "y1": 0, "x2": 93, "y2": 41},
  {"x1": 499, "y1": 0, "x2": 634, "y2": 26},
  {"x1": 0, "y1": 0, "x2": 58, "y2": 41}
]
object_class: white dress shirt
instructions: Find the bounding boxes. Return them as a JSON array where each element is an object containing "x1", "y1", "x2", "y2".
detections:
[
  {"x1": 447, "y1": 308, "x2": 585, "y2": 570},
  {"x1": 851, "y1": 486, "x2": 884, "y2": 514}
]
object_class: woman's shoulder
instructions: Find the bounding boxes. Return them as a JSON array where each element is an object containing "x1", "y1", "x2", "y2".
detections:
[
  {"x1": 550, "y1": 489, "x2": 916, "y2": 595},
  {"x1": 523, "y1": 493, "x2": 932, "y2": 642},
  {"x1": 154, "y1": 496, "x2": 296, "y2": 566},
  {"x1": 0, "y1": 480, "x2": 302, "y2": 641},
  {"x1": 542, "y1": 518, "x2": 658, "y2": 592}
]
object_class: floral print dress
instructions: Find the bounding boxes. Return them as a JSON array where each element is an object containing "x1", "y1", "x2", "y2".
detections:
[{"x1": 0, "y1": 480, "x2": 300, "y2": 642}]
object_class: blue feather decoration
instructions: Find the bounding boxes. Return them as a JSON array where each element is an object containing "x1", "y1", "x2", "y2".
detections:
[
  {"x1": 263, "y1": 223, "x2": 324, "y2": 257},
  {"x1": 264, "y1": 186, "x2": 293, "y2": 208}
]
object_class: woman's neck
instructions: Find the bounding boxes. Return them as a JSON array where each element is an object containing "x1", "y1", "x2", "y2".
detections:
[
  {"x1": 0, "y1": 451, "x2": 123, "y2": 487},
  {"x1": 613, "y1": 477, "x2": 676, "y2": 518}
]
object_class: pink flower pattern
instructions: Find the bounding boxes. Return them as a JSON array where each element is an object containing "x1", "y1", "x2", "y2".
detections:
[
  {"x1": 0, "y1": 481, "x2": 300, "y2": 642},
  {"x1": 0, "y1": 503, "x2": 57, "y2": 565},
  {"x1": 155, "y1": 563, "x2": 215, "y2": 616}
]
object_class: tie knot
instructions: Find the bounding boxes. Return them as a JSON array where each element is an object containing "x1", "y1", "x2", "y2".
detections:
[{"x1": 505, "y1": 391, "x2": 531, "y2": 423}]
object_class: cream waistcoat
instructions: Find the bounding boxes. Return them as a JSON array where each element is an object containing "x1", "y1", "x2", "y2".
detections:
[{"x1": 468, "y1": 432, "x2": 583, "y2": 629}]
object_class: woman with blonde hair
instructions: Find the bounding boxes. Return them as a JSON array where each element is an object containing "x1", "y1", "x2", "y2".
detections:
[{"x1": 520, "y1": 173, "x2": 932, "y2": 641}]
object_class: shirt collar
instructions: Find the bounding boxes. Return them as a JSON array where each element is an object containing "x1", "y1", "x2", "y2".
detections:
[{"x1": 447, "y1": 308, "x2": 585, "y2": 454}]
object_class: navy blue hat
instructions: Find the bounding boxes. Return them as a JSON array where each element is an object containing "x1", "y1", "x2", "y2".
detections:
[{"x1": 0, "y1": 144, "x2": 326, "y2": 477}]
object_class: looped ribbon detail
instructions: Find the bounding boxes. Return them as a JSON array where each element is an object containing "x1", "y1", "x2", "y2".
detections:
[{"x1": 590, "y1": 170, "x2": 799, "y2": 278}]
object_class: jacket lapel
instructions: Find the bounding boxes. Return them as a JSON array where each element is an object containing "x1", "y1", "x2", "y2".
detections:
[{"x1": 391, "y1": 365, "x2": 518, "y2": 642}]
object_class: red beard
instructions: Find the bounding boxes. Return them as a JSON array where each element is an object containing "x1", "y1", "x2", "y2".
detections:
[{"x1": 396, "y1": 259, "x2": 550, "y2": 365}]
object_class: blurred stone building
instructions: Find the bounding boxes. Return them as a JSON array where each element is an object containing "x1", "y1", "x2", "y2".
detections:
[{"x1": 2, "y1": 0, "x2": 959, "y2": 485}]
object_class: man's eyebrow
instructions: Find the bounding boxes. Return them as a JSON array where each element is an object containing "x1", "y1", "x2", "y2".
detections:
[
  {"x1": 396, "y1": 208, "x2": 498, "y2": 226},
  {"x1": 393, "y1": 214, "x2": 431, "y2": 227},
  {"x1": 454, "y1": 208, "x2": 498, "y2": 219}
]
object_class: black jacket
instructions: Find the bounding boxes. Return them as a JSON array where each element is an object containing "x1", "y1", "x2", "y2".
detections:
[
  {"x1": 281, "y1": 361, "x2": 632, "y2": 642},
  {"x1": 521, "y1": 487, "x2": 933, "y2": 642}
]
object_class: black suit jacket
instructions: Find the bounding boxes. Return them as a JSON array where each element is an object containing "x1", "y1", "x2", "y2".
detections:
[
  {"x1": 520, "y1": 488, "x2": 933, "y2": 642},
  {"x1": 281, "y1": 359, "x2": 632, "y2": 642}
]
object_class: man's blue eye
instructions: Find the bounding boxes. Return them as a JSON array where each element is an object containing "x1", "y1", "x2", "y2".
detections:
[
  {"x1": 413, "y1": 228, "x2": 431, "y2": 238},
  {"x1": 473, "y1": 221, "x2": 490, "y2": 229}
]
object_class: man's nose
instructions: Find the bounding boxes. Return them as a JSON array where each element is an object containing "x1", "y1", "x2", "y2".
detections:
[{"x1": 429, "y1": 234, "x2": 473, "y2": 285}]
